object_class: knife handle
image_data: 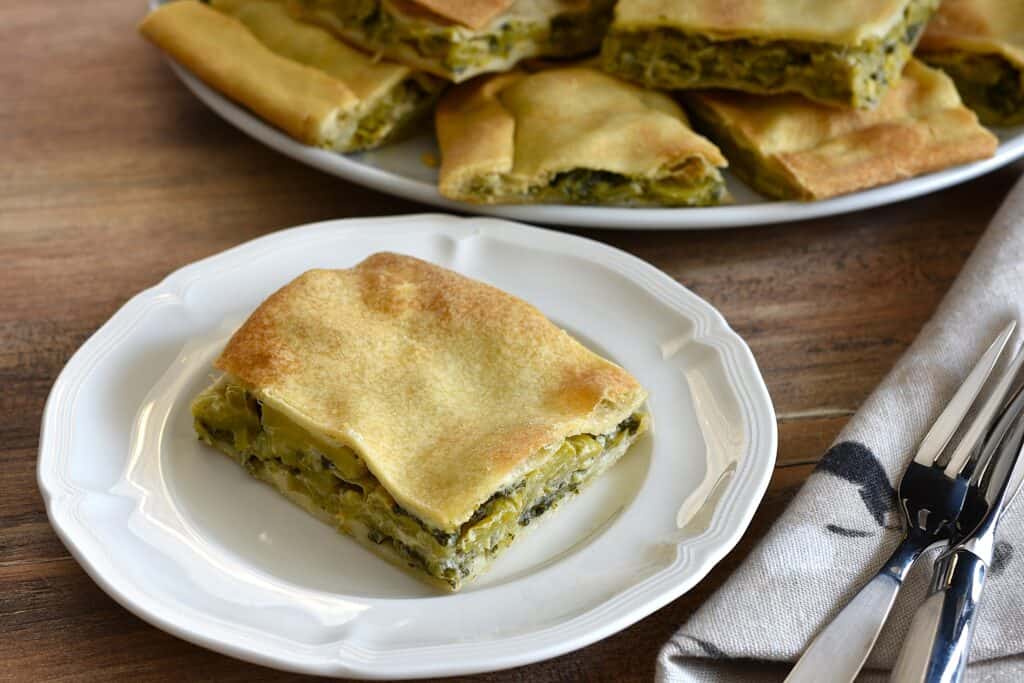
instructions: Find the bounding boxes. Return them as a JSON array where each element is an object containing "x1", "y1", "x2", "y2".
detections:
[
  {"x1": 889, "y1": 549, "x2": 987, "y2": 683},
  {"x1": 785, "y1": 536, "x2": 926, "y2": 683}
]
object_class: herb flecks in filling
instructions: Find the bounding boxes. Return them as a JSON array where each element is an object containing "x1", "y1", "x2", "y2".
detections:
[
  {"x1": 192, "y1": 378, "x2": 646, "y2": 589},
  {"x1": 298, "y1": 0, "x2": 615, "y2": 78},
  {"x1": 547, "y1": 166, "x2": 725, "y2": 207},
  {"x1": 921, "y1": 52, "x2": 1024, "y2": 126},
  {"x1": 465, "y1": 163, "x2": 725, "y2": 207},
  {"x1": 602, "y1": 0, "x2": 937, "y2": 108}
]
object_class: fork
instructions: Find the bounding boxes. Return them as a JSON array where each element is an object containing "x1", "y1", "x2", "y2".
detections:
[
  {"x1": 785, "y1": 321, "x2": 1021, "y2": 683},
  {"x1": 891, "y1": 371, "x2": 1024, "y2": 682}
]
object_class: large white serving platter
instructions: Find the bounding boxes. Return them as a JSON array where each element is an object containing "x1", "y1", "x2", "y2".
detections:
[
  {"x1": 160, "y1": 54, "x2": 1024, "y2": 230},
  {"x1": 38, "y1": 214, "x2": 776, "y2": 678}
]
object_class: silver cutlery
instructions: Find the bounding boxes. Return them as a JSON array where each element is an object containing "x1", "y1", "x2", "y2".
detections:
[
  {"x1": 785, "y1": 321, "x2": 1019, "y2": 683},
  {"x1": 890, "y1": 355, "x2": 1024, "y2": 683}
]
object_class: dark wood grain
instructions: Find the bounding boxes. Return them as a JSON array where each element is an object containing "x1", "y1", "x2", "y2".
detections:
[{"x1": 3, "y1": 1, "x2": 1022, "y2": 680}]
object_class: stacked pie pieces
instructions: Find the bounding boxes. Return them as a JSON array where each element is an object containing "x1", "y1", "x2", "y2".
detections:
[{"x1": 139, "y1": 0, "x2": 1013, "y2": 204}]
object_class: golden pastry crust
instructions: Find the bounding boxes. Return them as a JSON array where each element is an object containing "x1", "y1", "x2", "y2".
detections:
[
  {"x1": 211, "y1": 0, "x2": 423, "y2": 102},
  {"x1": 919, "y1": 0, "x2": 1024, "y2": 68},
  {"x1": 405, "y1": 0, "x2": 514, "y2": 29},
  {"x1": 436, "y1": 65, "x2": 727, "y2": 205},
  {"x1": 436, "y1": 72, "x2": 521, "y2": 198},
  {"x1": 612, "y1": 0, "x2": 917, "y2": 44},
  {"x1": 685, "y1": 60, "x2": 998, "y2": 200},
  {"x1": 215, "y1": 253, "x2": 647, "y2": 531},
  {"x1": 139, "y1": 1, "x2": 359, "y2": 148}
]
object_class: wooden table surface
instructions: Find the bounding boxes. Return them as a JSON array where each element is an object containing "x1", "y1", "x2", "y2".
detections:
[{"x1": 4, "y1": 2, "x2": 1022, "y2": 681}]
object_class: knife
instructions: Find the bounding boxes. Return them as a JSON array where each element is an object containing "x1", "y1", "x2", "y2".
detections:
[{"x1": 889, "y1": 378, "x2": 1024, "y2": 683}]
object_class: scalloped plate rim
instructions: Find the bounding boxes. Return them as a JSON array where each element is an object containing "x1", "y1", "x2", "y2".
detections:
[{"x1": 38, "y1": 214, "x2": 777, "y2": 678}]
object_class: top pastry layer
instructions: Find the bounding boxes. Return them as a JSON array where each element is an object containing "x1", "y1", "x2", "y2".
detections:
[
  {"x1": 918, "y1": 0, "x2": 1024, "y2": 68},
  {"x1": 215, "y1": 253, "x2": 647, "y2": 530},
  {"x1": 611, "y1": 0, "x2": 917, "y2": 45}
]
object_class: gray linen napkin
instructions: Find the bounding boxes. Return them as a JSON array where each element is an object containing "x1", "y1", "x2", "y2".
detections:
[{"x1": 658, "y1": 174, "x2": 1024, "y2": 683}]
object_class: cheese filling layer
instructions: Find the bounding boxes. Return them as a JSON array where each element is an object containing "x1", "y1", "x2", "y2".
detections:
[{"x1": 192, "y1": 377, "x2": 646, "y2": 589}]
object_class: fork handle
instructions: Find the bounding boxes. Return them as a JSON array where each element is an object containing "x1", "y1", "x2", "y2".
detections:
[
  {"x1": 889, "y1": 549, "x2": 987, "y2": 683},
  {"x1": 785, "y1": 537, "x2": 925, "y2": 683}
]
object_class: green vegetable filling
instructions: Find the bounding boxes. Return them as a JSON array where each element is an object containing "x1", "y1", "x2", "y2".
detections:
[
  {"x1": 466, "y1": 164, "x2": 725, "y2": 206},
  {"x1": 921, "y1": 51, "x2": 1024, "y2": 126},
  {"x1": 299, "y1": 0, "x2": 615, "y2": 76},
  {"x1": 192, "y1": 378, "x2": 645, "y2": 588},
  {"x1": 546, "y1": 167, "x2": 725, "y2": 207},
  {"x1": 602, "y1": 0, "x2": 937, "y2": 108},
  {"x1": 351, "y1": 76, "x2": 442, "y2": 150}
]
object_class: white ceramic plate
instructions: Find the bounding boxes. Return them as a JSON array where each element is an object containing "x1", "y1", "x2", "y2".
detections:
[
  {"x1": 39, "y1": 214, "x2": 776, "y2": 678},
  {"x1": 155, "y1": 40, "x2": 1024, "y2": 230}
]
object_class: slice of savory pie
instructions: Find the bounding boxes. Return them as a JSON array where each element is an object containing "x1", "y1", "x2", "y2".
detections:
[
  {"x1": 435, "y1": 65, "x2": 727, "y2": 206},
  {"x1": 602, "y1": 0, "x2": 939, "y2": 109},
  {"x1": 191, "y1": 253, "x2": 649, "y2": 591},
  {"x1": 291, "y1": 0, "x2": 616, "y2": 82},
  {"x1": 918, "y1": 0, "x2": 1024, "y2": 126},
  {"x1": 684, "y1": 60, "x2": 998, "y2": 200},
  {"x1": 139, "y1": 1, "x2": 444, "y2": 152}
]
